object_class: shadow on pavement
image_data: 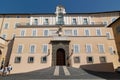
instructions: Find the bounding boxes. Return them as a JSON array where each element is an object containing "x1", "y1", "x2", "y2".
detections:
[{"x1": 83, "y1": 69, "x2": 120, "y2": 80}]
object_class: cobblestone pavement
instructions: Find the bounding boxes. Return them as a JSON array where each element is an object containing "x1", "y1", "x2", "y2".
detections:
[{"x1": 0, "y1": 66, "x2": 120, "y2": 80}]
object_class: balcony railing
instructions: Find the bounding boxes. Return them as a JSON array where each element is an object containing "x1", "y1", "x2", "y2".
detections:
[
  {"x1": 16, "y1": 22, "x2": 105, "y2": 27},
  {"x1": 53, "y1": 36, "x2": 68, "y2": 41}
]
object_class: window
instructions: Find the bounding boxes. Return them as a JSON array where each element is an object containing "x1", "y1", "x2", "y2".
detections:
[
  {"x1": 34, "y1": 19, "x2": 38, "y2": 25},
  {"x1": 16, "y1": 16, "x2": 20, "y2": 18},
  {"x1": 103, "y1": 21, "x2": 107, "y2": 26},
  {"x1": 20, "y1": 30, "x2": 25, "y2": 36},
  {"x1": 72, "y1": 18, "x2": 77, "y2": 25},
  {"x1": 4, "y1": 23, "x2": 8, "y2": 29},
  {"x1": 30, "y1": 45, "x2": 35, "y2": 53},
  {"x1": 74, "y1": 56, "x2": 80, "y2": 63},
  {"x1": 98, "y1": 44, "x2": 105, "y2": 53},
  {"x1": 83, "y1": 18, "x2": 88, "y2": 24},
  {"x1": 42, "y1": 44, "x2": 48, "y2": 53},
  {"x1": 87, "y1": 57, "x2": 93, "y2": 63},
  {"x1": 99, "y1": 57, "x2": 106, "y2": 63},
  {"x1": 86, "y1": 44, "x2": 92, "y2": 53},
  {"x1": 27, "y1": 16, "x2": 30, "y2": 18},
  {"x1": 64, "y1": 30, "x2": 72, "y2": 36},
  {"x1": 14, "y1": 23, "x2": 20, "y2": 28},
  {"x1": 73, "y1": 29, "x2": 78, "y2": 36},
  {"x1": 96, "y1": 29, "x2": 101, "y2": 36},
  {"x1": 2, "y1": 34, "x2": 7, "y2": 39},
  {"x1": 73, "y1": 44, "x2": 80, "y2": 53},
  {"x1": 14, "y1": 57, "x2": 21, "y2": 63},
  {"x1": 41, "y1": 56, "x2": 47, "y2": 63},
  {"x1": 17, "y1": 45, "x2": 23, "y2": 53},
  {"x1": 28, "y1": 57, "x2": 34, "y2": 63},
  {"x1": 32, "y1": 29, "x2": 37, "y2": 36},
  {"x1": 44, "y1": 19, "x2": 49, "y2": 25},
  {"x1": 111, "y1": 18, "x2": 116, "y2": 22},
  {"x1": 43, "y1": 30, "x2": 49, "y2": 36},
  {"x1": 106, "y1": 32, "x2": 111, "y2": 39},
  {"x1": 109, "y1": 47, "x2": 114, "y2": 54},
  {"x1": 84, "y1": 29, "x2": 90, "y2": 36}
]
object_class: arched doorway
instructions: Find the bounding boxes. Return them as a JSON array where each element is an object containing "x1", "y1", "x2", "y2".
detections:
[{"x1": 56, "y1": 48, "x2": 65, "y2": 66}]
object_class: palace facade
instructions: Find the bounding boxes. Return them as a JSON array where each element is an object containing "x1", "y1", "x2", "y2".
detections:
[{"x1": 0, "y1": 5, "x2": 120, "y2": 73}]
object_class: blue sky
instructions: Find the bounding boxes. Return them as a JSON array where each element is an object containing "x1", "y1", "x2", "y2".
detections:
[{"x1": 0, "y1": 0, "x2": 120, "y2": 13}]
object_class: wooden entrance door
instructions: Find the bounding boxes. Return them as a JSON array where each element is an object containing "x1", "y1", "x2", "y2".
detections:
[{"x1": 56, "y1": 48, "x2": 65, "y2": 66}]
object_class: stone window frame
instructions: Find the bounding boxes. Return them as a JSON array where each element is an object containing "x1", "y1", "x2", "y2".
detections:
[
  {"x1": 17, "y1": 44, "x2": 23, "y2": 54},
  {"x1": 96, "y1": 28, "x2": 102, "y2": 36},
  {"x1": 86, "y1": 44, "x2": 92, "y2": 53},
  {"x1": 99, "y1": 56, "x2": 107, "y2": 63},
  {"x1": 86, "y1": 56, "x2": 93, "y2": 63},
  {"x1": 41, "y1": 56, "x2": 47, "y2": 63},
  {"x1": 14, "y1": 56, "x2": 21, "y2": 63},
  {"x1": 28, "y1": 57, "x2": 34, "y2": 63},
  {"x1": 74, "y1": 56, "x2": 80, "y2": 63},
  {"x1": 4, "y1": 23, "x2": 9, "y2": 29}
]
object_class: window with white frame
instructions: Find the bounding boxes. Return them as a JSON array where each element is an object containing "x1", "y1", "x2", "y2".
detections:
[
  {"x1": 30, "y1": 45, "x2": 35, "y2": 53},
  {"x1": 34, "y1": 19, "x2": 38, "y2": 25},
  {"x1": 86, "y1": 44, "x2": 92, "y2": 53},
  {"x1": 42, "y1": 44, "x2": 48, "y2": 53},
  {"x1": 106, "y1": 32, "x2": 111, "y2": 39},
  {"x1": 14, "y1": 23, "x2": 20, "y2": 28},
  {"x1": 14, "y1": 57, "x2": 21, "y2": 63},
  {"x1": 73, "y1": 29, "x2": 78, "y2": 36},
  {"x1": 28, "y1": 57, "x2": 34, "y2": 63},
  {"x1": 98, "y1": 44, "x2": 105, "y2": 53},
  {"x1": 87, "y1": 56, "x2": 93, "y2": 63},
  {"x1": 4, "y1": 23, "x2": 9, "y2": 29},
  {"x1": 74, "y1": 56, "x2": 80, "y2": 63},
  {"x1": 2, "y1": 34, "x2": 7, "y2": 39},
  {"x1": 84, "y1": 29, "x2": 90, "y2": 36},
  {"x1": 44, "y1": 19, "x2": 49, "y2": 25},
  {"x1": 73, "y1": 44, "x2": 80, "y2": 53},
  {"x1": 103, "y1": 21, "x2": 107, "y2": 26},
  {"x1": 32, "y1": 29, "x2": 37, "y2": 36},
  {"x1": 72, "y1": 18, "x2": 77, "y2": 25},
  {"x1": 17, "y1": 44, "x2": 23, "y2": 53},
  {"x1": 99, "y1": 56, "x2": 106, "y2": 63},
  {"x1": 41, "y1": 56, "x2": 47, "y2": 63},
  {"x1": 109, "y1": 47, "x2": 114, "y2": 54},
  {"x1": 20, "y1": 30, "x2": 25, "y2": 36},
  {"x1": 83, "y1": 18, "x2": 88, "y2": 24},
  {"x1": 43, "y1": 29, "x2": 49, "y2": 36},
  {"x1": 96, "y1": 29, "x2": 101, "y2": 36},
  {"x1": 111, "y1": 18, "x2": 116, "y2": 22},
  {"x1": 64, "y1": 30, "x2": 72, "y2": 36}
]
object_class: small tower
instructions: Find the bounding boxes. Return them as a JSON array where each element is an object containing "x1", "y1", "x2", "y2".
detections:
[
  {"x1": 55, "y1": 5, "x2": 66, "y2": 36},
  {"x1": 55, "y1": 5, "x2": 66, "y2": 25}
]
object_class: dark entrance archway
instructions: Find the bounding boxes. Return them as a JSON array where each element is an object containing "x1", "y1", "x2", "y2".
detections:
[{"x1": 56, "y1": 48, "x2": 65, "y2": 66}]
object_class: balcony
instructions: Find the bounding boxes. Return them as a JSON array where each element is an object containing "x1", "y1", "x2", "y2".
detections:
[
  {"x1": 16, "y1": 22, "x2": 105, "y2": 28},
  {"x1": 51, "y1": 36, "x2": 70, "y2": 42}
]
